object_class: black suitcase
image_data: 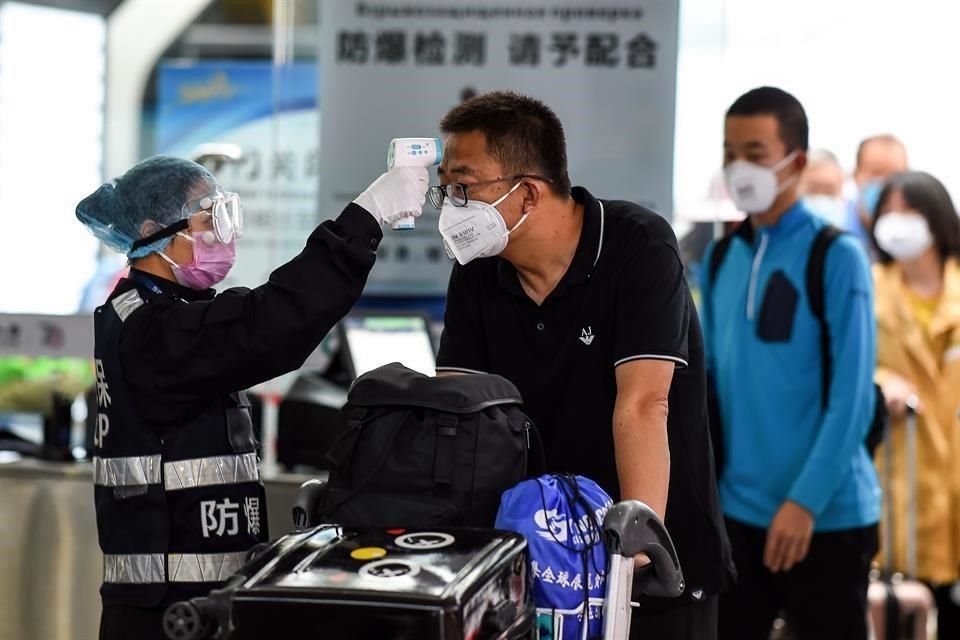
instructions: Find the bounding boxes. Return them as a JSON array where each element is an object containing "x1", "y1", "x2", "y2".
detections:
[{"x1": 163, "y1": 525, "x2": 535, "y2": 640}]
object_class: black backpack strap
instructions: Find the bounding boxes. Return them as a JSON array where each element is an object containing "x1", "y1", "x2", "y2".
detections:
[
  {"x1": 805, "y1": 226, "x2": 844, "y2": 407},
  {"x1": 321, "y1": 408, "x2": 412, "y2": 517},
  {"x1": 432, "y1": 413, "x2": 459, "y2": 486},
  {"x1": 707, "y1": 220, "x2": 755, "y2": 286},
  {"x1": 707, "y1": 234, "x2": 736, "y2": 286},
  {"x1": 324, "y1": 407, "x2": 369, "y2": 470},
  {"x1": 704, "y1": 229, "x2": 737, "y2": 479},
  {"x1": 705, "y1": 222, "x2": 753, "y2": 478}
]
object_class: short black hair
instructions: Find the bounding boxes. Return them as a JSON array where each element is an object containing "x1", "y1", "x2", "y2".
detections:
[
  {"x1": 873, "y1": 171, "x2": 960, "y2": 264},
  {"x1": 440, "y1": 90, "x2": 572, "y2": 196},
  {"x1": 856, "y1": 134, "x2": 906, "y2": 169},
  {"x1": 726, "y1": 87, "x2": 809, "y2": 153}
]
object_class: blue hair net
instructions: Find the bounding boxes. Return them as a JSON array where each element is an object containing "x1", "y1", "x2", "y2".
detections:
[{"x1": 76, "y1": 155, "x2": 219, "y2": 258}]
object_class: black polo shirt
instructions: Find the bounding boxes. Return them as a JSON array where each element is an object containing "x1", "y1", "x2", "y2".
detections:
[{"x1": 437, "y1": 187, "x2": 735, "y2": 602}]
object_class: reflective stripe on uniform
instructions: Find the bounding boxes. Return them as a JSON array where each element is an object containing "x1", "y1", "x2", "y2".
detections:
[
  {"x1": 111, "y1": 289, "x2": 145, "y2": 322},
  {"x1": 93, "y1": 453, "x2": 259, "y2": 489},
  {"x1": 168, "y1": 552, "x2": 247, "y2": 583},
  {"x1": 93, "y1": 454, "x2": 162, "y2": 487},
  {"x1": 103, "y1": 553, "x2": 165, "y2": 584},
  {"x1": 164, "y1": 452, "x2": 260, "y2": 491},
  {"x1": 103, "y1": 552, "x2": 247, "y2": 584}
]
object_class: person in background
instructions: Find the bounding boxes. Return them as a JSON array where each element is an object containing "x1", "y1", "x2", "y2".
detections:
[
  {"x1": 75, "y1": 155, "x2": 427, "y2": 639},
  {"x1": 871, "y1": 171, "x2": 960, "y2": 639},
  {"x1": 798, "y1": 149, "x2": 847, "y2": 227},
  {"x1": 701, "y1": 87, "x2": 881, "y2": 640},
  {"x1": 846, "y1": 135, "x2": 908, "y2": 247}
]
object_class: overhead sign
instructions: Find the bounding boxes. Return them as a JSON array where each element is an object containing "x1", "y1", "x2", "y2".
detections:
[
  {"x1": 156, "y1": 61, "x2": 320, "y2": 291},
  {"x1": 318, "y1": 0, "x2": 679, "y2": 295}
]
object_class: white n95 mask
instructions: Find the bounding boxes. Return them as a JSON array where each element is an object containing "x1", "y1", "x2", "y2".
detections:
[
  {"x1": 724, "y1": 150, "x2": 799, "y2": 214},
  {"x1": 874, "y1": 211, "x2": 934, "y2": 261},
  {"x1": 439, "y1": 182, "x2": 528, "y2": 265},
  {"x1": 803, "y1": 194, "x2": 847, "y2": 228}
]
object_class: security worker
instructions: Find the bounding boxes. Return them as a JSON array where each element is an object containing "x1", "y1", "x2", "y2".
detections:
[{"x1": 75, "y1": 155, "x2": 427, "y2": 639}]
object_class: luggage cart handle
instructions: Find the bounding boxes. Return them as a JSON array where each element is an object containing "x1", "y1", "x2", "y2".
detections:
[
  {"x1": 292, "y1": 478, "x2": 329, "y2": 531},
  {"x1": 603, "y1": 501, "x2": 684, "y2": 597},
  {"x1": 601, "y1": 501, "x2": 685, "y2": 640}
]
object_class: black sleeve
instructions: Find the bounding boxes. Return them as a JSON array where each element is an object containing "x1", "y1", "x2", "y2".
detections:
[
  {"x1": 121, "y1": 204, "x2": 381, "y2": 403},
  {"x1": 435, "y1": 263, "x2": 489, "y2": 374},
  {"x1": 613, "y1": 217, "x2": 690, "y2": 369}
]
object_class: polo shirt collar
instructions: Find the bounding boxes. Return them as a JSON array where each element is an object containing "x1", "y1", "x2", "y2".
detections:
[{"x1": 496, "y1": 186, "x2": 605, "y2": 298}]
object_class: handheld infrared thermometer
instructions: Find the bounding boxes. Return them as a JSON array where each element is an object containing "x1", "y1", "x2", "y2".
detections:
[{"x1": 386, "y1": 137, "x2": 443, "y2": 230}]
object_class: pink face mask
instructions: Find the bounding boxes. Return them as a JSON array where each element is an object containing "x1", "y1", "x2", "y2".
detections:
[{"x1": 159, "y1": 231, "x2": 236, "y2": 290}]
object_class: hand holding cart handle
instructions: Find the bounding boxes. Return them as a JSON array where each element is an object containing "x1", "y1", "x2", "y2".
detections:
[
  {"x1": 292, "y1": 478, "x2": 329, "y2": 531},
  {"x1": 602, "y1": 500, "x2": 685, "y2": 640}
]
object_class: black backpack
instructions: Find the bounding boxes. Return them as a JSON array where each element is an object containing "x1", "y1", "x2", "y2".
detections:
[
  {"x1": 706, "y1": 226, "x2": 888, "y2": 473},
  {"x1": 321, "y1": 363, "x2": 538, "y2": 528}
]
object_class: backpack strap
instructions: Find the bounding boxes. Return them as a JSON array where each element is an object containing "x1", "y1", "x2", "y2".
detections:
[
  {"x1": 320, "y1": 408, "x2": 412, "y2": 518},
  {"x1": 707, "y1": 234, "x2": 735, "y2": 286},
  {"x1": 707, "y1": 220, "x2": 754, "y2": 286},
  {"x1": 324, "y1": 407, "x2": 369, "y2": 470},
  {"x1": 432, "y1": 413, "x2": 459, "y2": 486},
  {"x1": 805, "y1": 226, "x2": 844, "y2": 408}
]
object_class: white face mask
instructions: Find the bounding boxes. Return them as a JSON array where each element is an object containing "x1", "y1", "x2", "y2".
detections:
[
  {"x1": 438, "y1": 182, "x2": 528, "y2": 265},
  {"x1": 874, "y1": 212, "x2": 934, "y2": 261},
  {"x1": 802, "y1": 194, "x2": 847, "y2": 227},
  {"x1": 724, "y1": 150, "x2": 800, "y2": 214}
]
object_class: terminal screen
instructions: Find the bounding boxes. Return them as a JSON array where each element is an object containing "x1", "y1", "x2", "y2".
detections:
[{"x1": 342, "y1": 315, "x2": 436, "y2": 378}]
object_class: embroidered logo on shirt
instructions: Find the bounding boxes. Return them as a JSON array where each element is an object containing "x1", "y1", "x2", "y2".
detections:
[{"x1": 579, "y1": 326, "x2": 595, "y2": 346}]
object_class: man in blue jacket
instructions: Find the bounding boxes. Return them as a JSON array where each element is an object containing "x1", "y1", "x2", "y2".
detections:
[{"x1": 700, "y1": 87, "x2": 881, "y2": 640}]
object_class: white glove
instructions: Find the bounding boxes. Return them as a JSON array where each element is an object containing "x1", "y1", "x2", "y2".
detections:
[{"x1": 353, "y1": 166, "x2": 429, "y2": 227}]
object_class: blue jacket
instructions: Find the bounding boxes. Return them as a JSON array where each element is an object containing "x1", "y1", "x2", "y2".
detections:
[{"x1": 700, "y1": 202, "x2": 881, "y2": 531}]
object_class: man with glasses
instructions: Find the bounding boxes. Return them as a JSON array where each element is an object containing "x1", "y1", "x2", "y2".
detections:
[
  {"x1": 75, "y1": 155, "x2": 427, "y2": 639},
  {"x1": 433, "y1": 91, "x2": 734, "y2": 639}
]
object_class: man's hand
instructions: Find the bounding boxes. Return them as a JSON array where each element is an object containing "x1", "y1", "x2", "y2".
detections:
[
  {"x1": 764, "y1": 500, "x2": 814, "y2": 573},
  {"x1": 882, "y1": 374, "x2": 922, "y2": 419},
  {"x1": 353, "y1": 166, "x2": 429, "y2": 226}
]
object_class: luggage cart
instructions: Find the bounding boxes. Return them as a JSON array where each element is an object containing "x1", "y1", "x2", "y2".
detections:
[{"x1": 162, "y1": 482, "x2": 683, "y2": 640}]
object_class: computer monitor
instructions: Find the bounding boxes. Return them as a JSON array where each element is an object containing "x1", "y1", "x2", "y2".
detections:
[{"x1": 339, "y1": 312, "x2": 437, "y2": 379}]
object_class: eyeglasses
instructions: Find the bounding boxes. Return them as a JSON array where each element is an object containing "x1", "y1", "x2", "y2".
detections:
[
  {"x1": 182, "y1": 191, "x2": 244, "y2": 243},
  {"x1": 427, "y1": 175, "x2": 552, "y2": 209}
]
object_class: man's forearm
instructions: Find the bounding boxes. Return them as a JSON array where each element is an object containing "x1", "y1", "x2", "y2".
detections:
[{"x1": 612, "y1": 399, "x2": 670, "y2": 518}]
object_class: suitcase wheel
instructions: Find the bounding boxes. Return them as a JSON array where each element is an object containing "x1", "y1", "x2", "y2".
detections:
[{"x1": 162, "y1": 600, "x2": 213, "y2": 640}]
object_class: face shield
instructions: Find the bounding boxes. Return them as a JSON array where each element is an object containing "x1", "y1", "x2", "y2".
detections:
[{"x1": 182, "y1": 190, "x2": 244, "y2": 244}]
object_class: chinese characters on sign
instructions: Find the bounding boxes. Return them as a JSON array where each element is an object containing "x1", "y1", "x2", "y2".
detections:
[{"x1": 337, "y1": 31, "x2": 657, "y2": 68}]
